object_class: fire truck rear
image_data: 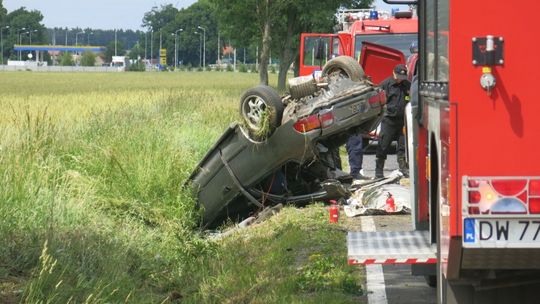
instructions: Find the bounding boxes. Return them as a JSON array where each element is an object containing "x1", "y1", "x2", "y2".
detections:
[{"x1": 346, "y1": 0, "x2": 540, "y2": 303}]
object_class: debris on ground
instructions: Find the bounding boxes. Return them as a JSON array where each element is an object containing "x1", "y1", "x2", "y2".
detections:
[
  {"x1": 344, "y1": 170, "x2": 411, "y2": 217},
  {"x1": 209, "y1": 204, "x2": 284, "y2": 239}
]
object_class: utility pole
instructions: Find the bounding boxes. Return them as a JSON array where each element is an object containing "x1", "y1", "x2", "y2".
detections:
[
  {"x1": 150, "y1": 31, "x2": 154, "y2": 65},
  {"x1": 144, "y1": 31, "x2": 147, "y2": 61},
  {"x1": 217, "y1": 32, "x2": 220, "y2": 64},
  {"x1": 75, "y1": 31, "x2": 84, "y2": 46},
  {"x1": 17, "y1": 27, "x2": 26, "y2": 61},
  {"x1": 114, "y1": 29, "x2": 117, "y2": 56},
  {"x1": 174, "y1": 28, "x2": 183, "y2": 69},
  {"x1": 0, "y1": 26, "x2": 9, "y2": 65},
  {"x1": 197, "y1": 26, "x2": 206, "y2": 68},
  {"x1": 194, "y1": 31, "x2": 202, "y2": 67},
  {"x1": 87, "y1": 32, "x2": 93, "y2": 45},
  {"x1": 29, "y1": 30, "x2": 37, "y2": 44}
]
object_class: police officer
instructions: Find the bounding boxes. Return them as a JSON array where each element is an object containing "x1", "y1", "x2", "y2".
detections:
[{"x1": 376, "y1": 64, "x2": 410, "y2": 178}]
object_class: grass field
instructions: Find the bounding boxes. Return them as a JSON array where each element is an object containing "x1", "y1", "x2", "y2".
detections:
[{"x1": 0, "y1": 71, "x2": 364, "y2": 303}]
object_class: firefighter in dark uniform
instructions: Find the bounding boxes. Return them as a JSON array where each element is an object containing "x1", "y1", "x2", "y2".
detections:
[{"x1": 376, "y1": 64, "x2": 410, "y2": 178}]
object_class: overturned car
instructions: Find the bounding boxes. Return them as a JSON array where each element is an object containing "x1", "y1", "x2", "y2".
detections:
[{"x1": 187, "y1": 56, "x2": 386, "y2": 228}]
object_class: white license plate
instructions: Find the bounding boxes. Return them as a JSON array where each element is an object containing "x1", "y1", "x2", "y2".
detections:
[
  {"x1": 463, "y1": 218, "x2": 540, "y2": 248},
  {"x1": 349, "y1": 102, "x2": 365, "y2": 114}
]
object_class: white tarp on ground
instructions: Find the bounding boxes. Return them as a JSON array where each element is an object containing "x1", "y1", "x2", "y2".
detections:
[{"x1": 344, "y1": 170, "x2": 411, "y2": 217}]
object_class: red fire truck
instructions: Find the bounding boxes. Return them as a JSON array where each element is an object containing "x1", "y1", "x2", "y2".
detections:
[
  {"x1": 346, "y1": 0, "x2": 540, "y2": 303},
  {"x1": 299, "y1": 8, "x2": 417, "y2": 84}
]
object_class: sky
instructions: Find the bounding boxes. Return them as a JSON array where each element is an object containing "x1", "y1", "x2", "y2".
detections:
[
  {"x1": 3, "y1": 0, "x2": 198, "y2": 30},
  {"x1": 4, "y1": 0, "x2": 398, "y2": 31}
]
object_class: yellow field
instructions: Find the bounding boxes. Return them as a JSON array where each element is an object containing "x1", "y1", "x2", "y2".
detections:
[{"x1": 0, "y1": 71, "x2": 265, "y2": 126}]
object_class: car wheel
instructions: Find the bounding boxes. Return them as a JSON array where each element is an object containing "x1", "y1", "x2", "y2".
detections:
[
  {"x1": 239, "y1": 85, "x2": 284, "y2": 141},
  {"x1": 322, "y1": 56, "x2": 365, "y2": 82}
]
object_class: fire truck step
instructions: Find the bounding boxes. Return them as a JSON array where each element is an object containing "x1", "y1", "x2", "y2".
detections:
[{"x1": 348, "y1": 230, "x2": 437, "y2": 265}]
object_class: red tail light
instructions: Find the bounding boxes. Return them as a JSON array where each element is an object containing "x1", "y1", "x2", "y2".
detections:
[
  {"x1": 368, "y1": 92, "x2": 383, "y2": 105},
  {"x1": 293, "y1": 114, "x2": 320, "y2": 133},
  {"x1": 468, "y1": 191, "x2": 481, "y2": 204},
  {"x1": 530, "y1": 198, "x2": 540, "y2": 214},
  {"x1": 491, "y1": 180, "x2": 527, "y2": 196},
  {"x1": 293, "y1": 110, "x2": 334, "y2": 133},
  {"x1": 468, "y1": 180, "x2": 481, "y2": 187},
  {"x1": 530, "y1": 180, "x2": 540, "y2": 196},
  {"x1": 468, "y1": 207, "x2": 480, "y2": 214},
  {"x1": 319, "y1": 109, "x2": 334, "y2": 128},
  {"x1": 464, "y1": 177, "x2": 540, "y2": 215}
]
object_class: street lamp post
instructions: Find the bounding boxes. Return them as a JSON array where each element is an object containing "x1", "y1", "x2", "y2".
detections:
[
  {"x1": 0, "y1": 25, "x2": 9, "y2": 65},
  {"x1": 174, "y1": 28, "x2": 183, "y2": 69},
  {"x1": 87, "y1": 32, "x2": 94, "y2": 45},
  {"x1": 144, "y1": 31, "x2": 147, "y2": 61},
  {"x1": 194, "y1": 31, "x2": 202, "y2": 67},
  {"x1": 27, "y1": 29, "x2": 38, "y2": 44},
  {"x1": 114, "y1": 29, "x2": 117, "y2": 56},
  {"x1": 150, "y1": 31, "x2": 154, "y2": 64},
  {"x1": 197, "y1": 26, "x2": 206, "y2": 68},
  {"x1": 75, "y1": 31, "x2": 84, "y2": 46},
  {"x1": 159, "y1": 30, "x2": 162, "y2": 51},
  {"x1": 17, "y1": 27, "x2": 26, "y2": 61},
  {"x1": 217, "y1": 31, "x2": 220, "y2": 64},
  {"x1": 19, "y1": 30, "x2": 37, "y2": 61}
]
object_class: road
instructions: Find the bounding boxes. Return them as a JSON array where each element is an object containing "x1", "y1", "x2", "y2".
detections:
[
  {"x1": 345, "y1": 154, "x2": 437, "y2": 304},
  {"x1": 361, "y1": 215, "x2": 436, "y2": 304},
  {"x1": 360, "y1": 153, "x2": 398, "y2": 179}
]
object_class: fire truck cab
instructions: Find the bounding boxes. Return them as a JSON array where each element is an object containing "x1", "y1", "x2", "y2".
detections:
[
  {"x1": 299, "y1": 8, "x2": 417, "y2": 84},
  {"x1": 347, "y1": 0, "x2": 540, "y2": 303}
]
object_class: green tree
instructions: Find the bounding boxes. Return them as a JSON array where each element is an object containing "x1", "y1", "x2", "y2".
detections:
[
  {"x1": 174, "y1": 1, "x2": 218, "y2": 67},
  {"x1": 0, "y1": 1, "x2": 7, "y2": 21},
  {"x1": 104, "y1": 40, "x2": 125, "y2": 62},
  {"x1": 3, "y1": 6, "x2": 46, "y2": 60},
  {"x1": 211, "y1": 0, "x2": 373, "y2": 90},
  {"x1": 128, "y1": 42, "x2": 144, "y2": 60},
  {"x1": 80, "y1": 51, "x2": 96, "y2": 66},
  {"x1": 141, "y1": 2, "x2": 217, "y2": 67},
  {"x1": 272, "y1": 0, "x2": 373, "y2": 90},
  {"x1": 211, "y1": 0, "x2": 275, "y2": 85},
  {"x1": 59, "y1": 52, "x2": 73, "y2": 66},
  {"x1": 0, "y1": 1, "x2": 7, "y2": 63}
]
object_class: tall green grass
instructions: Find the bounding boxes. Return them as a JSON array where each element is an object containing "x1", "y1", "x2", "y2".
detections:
[{"x1": 0, "y1": 71, "x2": 363, "y2": 303}]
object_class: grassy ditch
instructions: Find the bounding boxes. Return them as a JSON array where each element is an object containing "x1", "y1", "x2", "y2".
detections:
[
  {"x1": 189, "y1": 205, "x2": 364, "y2": 304},
  {"x1": 0, "y1": 71, "x2": 364, "y2": 303}
]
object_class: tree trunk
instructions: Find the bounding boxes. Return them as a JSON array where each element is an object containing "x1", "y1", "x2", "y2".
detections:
[
  {"x1": 277, "y1": 56, "x2": 291, "y2": 92},
  {"x1": 259, "y1": 22, "x2": 270, "y2": 85},
  {"x1": 258, "y1": 0, "x2": 271, "y2": 85},
  {"x1": 293, "y1": 51, "x2": 300, "y2": 77},
  {"x1": 277, "y1": 8, "x2": 296, "y2": 92}
]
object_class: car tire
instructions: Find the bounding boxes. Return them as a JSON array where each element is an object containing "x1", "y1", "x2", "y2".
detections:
[
  {"x1": 239, "y1": 85, "x2": 284, "y2": 141},
  {"x1": 322, "y1": 56, "x2": 365, "y2": 82}
]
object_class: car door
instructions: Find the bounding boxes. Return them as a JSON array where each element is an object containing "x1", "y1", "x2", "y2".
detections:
[{"x1": 359, "y1": 41, "x2": 406, "y2": 85}]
